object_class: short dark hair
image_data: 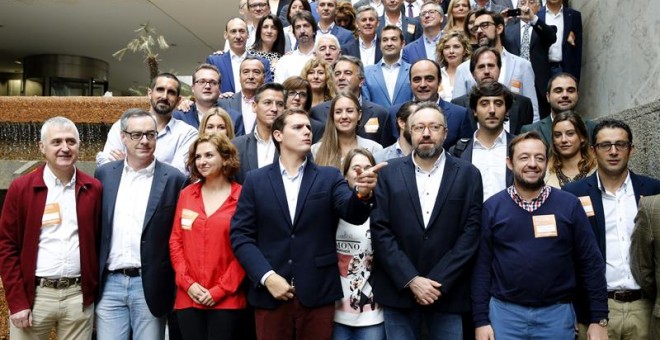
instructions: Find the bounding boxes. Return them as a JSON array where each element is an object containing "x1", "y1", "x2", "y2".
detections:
[
  {"x1": 410, "y1": 100, "x2": 446, "y2": 126},
  {"x1": 282, "y1": 76, "x2": 313, "y2": 112},
  {"x1": 395, "y1": 101, "x2": 418, "y2": 132},
  {"x1": 508, "y1": 130, "x2": 547, "y2": 159},
  {"x1": 546, "y1": 72, "x2": 579, "y2": 93},
  {"x1": 474, "y1": 8, "x2": 504, "y2": 30},
  {"x1": 333, "y1": 55, "x2": 365, "y2": 80},
  {"x1": 187, "y1": 133, "x2": 241, "y2": 182},
  {"x1": 192, "y1": 63, "x2": 220, "y2": 83},
  {"x1": 225, "y1": 16, "x2": 247, "y2": 32},
  {"x1": 291, "y1": 11, "x2": 318, "y2": 39},
  {"x1": 380, "y1": 25, "x2": 405, "y2": 43},
  {"x1": 120, "y1": 108, "x2": 156, "y2": 132},
  {"x1": 240, "y1": 55, "x2": 266, "y2": 73},
  {"x1": 287, "y1": 0, "x2": 312, "y2": 23},
  {"x1": 271, "y1": 108, "x2": 310, "y2": 153},
  {"x1": 150, "y1": 73, "x2": 181, "y2": 96},
  {"x1": 254, "y1": 82, "x2": 285, "y2": 103},
  {"x1": 592, "y1": 119, "x2": 633, "y2": 146},
  {"x1": 469, "y1": 46, "x2": 501, "y2": 74},
  {"x1": 469, "y1": 81, "x2": 513, "y2": 112},
  {"x1": 409, "y1": 59, "x2": 443, "y2": 82}
]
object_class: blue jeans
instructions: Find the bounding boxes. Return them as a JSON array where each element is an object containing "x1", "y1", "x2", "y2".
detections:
[
  {"x1": 489, "y1": 297, "x2": 575, "y2": 340},
  {"x1": 95, "y1": 273, "x2": 166, "y2": 340},
  {"x1": 332, "y1": 322, "x2": 385, "y2": 340},
  {"x1": 383, "y1": 306, "x2": 462, "y2": 340}
]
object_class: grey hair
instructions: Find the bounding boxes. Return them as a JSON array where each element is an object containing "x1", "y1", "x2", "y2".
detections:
[
  {"x1": 422, "y1": 1, "x2": 444, "y2": 16},
  {"x1": 314, "y1": 34, "x2": 341, "y2": 51},
  {"x1": 119, "y1": 108, "x2": 157, "y2": 132},
  {"x1": 333, "y1": 55, "x2": 365, "y2": 80},
  {"x1": 40, "y1": 116, "x2": 79, "y2": 143},
  {"x1": 356, "y1": 5, "x2": 378, "y2": 20}
]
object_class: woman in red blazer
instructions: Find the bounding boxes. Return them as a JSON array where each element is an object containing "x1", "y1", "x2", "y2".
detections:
[{"x1": 170, "y1": 133, "x2": 247, "y2": 339}]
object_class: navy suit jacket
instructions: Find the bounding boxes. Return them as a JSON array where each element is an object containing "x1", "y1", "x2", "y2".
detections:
[
  {"x1": 363, "y1": 60, "x2": 413, "y2": 107},
  {"x1": 340, "y1": 39, "x2": 383, "y2": 66},
  {"x1": 377, "y1": 14, "x2": 422, "y2": 44},
  {"x1": 230, "y1": 161, "x2": 372, "y2": 308},
  {"x1": 173, "y1": 104, "x2": 202, "y2": 129},
  {"x1": 370, "y1": 154, "x2": 483, "y2": 312},
  {"x1": 401, "y1": 35, "x2": 427, "y2": 65},
  {"x1": 563, "y1": 171, "x2": 660, "y2": 323},
  {"x1": 218, "y1": 92, "x2": 247, "y2": 137},
  {"x1": 449, "y1": 131, "x2": 515, "y2": 187},
  {"x1": 95, "y1": 160, "x2": 187, "y2": 317},
  {"x1": 231, "y1": 133, "x2": 279, "y2": 185},
  {"x1": 538, "y1": 6, "x2": 583, "y2": 81},
  {"x1": 451, "y1": 92, "x2": 534, "y2": 135},
  {"x1": 389, "y1": 98, "x2": 473, "y2": 149},
  {"x1": 311, "y1": 99, "x2": 395, "y2": 147},
  {"x1": 327, "y1": 25, "x2": 356, "y2": 46},
  {"x1": 205, "y1": 52, "x2": 273, "y2": 94}
]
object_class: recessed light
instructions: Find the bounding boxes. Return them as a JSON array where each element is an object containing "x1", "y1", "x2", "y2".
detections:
[{"x1": 14, "y1": 60, "x2": 22, "y2": 64}]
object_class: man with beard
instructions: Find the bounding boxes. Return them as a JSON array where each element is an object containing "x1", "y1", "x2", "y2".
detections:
[
  {"x1": 96, "y1": 73, "x2": 198, "y2": 175},
  {"x1": 370, "y1": 101, "x2": 483, "y2": 338},
  {"x1": 471, "y1": 131, "x2": 608, "y2": 340},
  {"x1": 274, "y1": 11, "x2": 317, "y2": 83},
  {"x1": 340, "y1": 6, "x2": 382, "y2": 67},
  {"x1": 453, "y1": 9, "x2": 539, "y2": 121},
  {"x1": 374, "y1": 101, "x2": 416, "y2": 162},
  {"x1": 564, "y1": 120, "x2": 660, "y2": 340}
]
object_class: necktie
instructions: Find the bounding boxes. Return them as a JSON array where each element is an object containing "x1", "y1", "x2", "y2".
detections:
[
  {"x1": 408, "y1": 3, "x2": 414, "y2": 18},
  {"x1": 521, "y1": 23, "x2": 531, "y2": 60}
]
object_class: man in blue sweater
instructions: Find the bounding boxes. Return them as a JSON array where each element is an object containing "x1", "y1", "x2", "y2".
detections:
[{"x1": 471, "y1": 131, "x2": 609, "y2": 340}]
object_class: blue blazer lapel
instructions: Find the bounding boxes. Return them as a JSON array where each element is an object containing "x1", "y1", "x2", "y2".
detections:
[
  {"x1": 401, "y1": 157, "x2": 425, "y2": 228},
  {"x1": 143, "y1": 161, "x2": 167, "y2": 231},
  {"x1": 268, "y1": 163, "x2": 293, "y2": 227},
  {"x1": 392, "y1": 62, "x2": 411, "y2": 104},
  {"x1": 292, "y1": 163, "x2": 318, "y2": 228},
  {"x1": 414, "y1": 39, "x2": 426, "y2": 59},
  {"x1": 104, "y1": 162, "x2": 124, "y2": 229},
  {"x1": 223, "y1": 53, "x2": 236, "y2": 91},
  {"x1": 372, "y1": 66, "x2": 390, "y2": 105},
  {"x1": 427, "y1": 154, "x2": 459, "y2": 228},
  {"x1": 585, "y1": 174, "x2": 606, "y2": 256}
]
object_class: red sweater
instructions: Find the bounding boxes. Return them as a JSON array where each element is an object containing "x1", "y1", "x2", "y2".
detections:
[
  {"x1": 0, "y1": 164, "x2": 102, "y2": 314},
  {"x1": 170, "y1": 181, "x2": 247, "y2": 310}
]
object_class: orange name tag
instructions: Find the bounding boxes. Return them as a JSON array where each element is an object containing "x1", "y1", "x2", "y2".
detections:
[
  {"x1": 510, "y1": 80, "x2": 522, "y2": 94},
  {"x1": 364, "y1": 117, "x2": 379, "y2": 133},
  {"x1": 42, "y1": 203, "x2": 61, "y2": 227},
  {"x1": 578, "y1": 196, "x2": 595, "y2": 217},
  {"x1": 181, "y1": 209, "x2": 199, "y2": 230},
  {"x1": 533, "y1": 214, "x2": 558, "y2": 238},
  {"x1": 407, "y1": 23, "x2": 416, "y2": 35}
]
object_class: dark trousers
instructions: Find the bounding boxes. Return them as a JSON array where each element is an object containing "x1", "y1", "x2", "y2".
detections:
[
  {"x1": 254, "y1": 297, "x2": 334, "y2": 340},
  {"x1": 177, "y1": 308, "x2": 249, "y2": 340}
]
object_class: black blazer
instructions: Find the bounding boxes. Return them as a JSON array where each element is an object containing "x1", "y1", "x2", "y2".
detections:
[
  {"x1": 377, "y1": 13, "x2": 422, "y2": 44},
  {"x1": 448, "y1": 131, "x2": 515, "y2": 188},
  {"x1": 451, "y1": 91, "x2": 534, "y2": 135},
  {"x1": 370, "y1": 154, "x2": 483, "y2": 312},
  {"x1": 95, "y1": 160, "x2": 187, "y2": 317},
  {"x1": 341, "y1": 38, "x2": 383, "y2": 66}
]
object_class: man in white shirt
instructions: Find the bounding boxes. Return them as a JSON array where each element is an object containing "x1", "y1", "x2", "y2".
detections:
[
  {"x1": 317, "y1": 0, "x2": 356, "y2": 45},
  {"x1": 219, "y1": 56, "x2": 268, "y2": 136},
  {"x1": 95, "y1": 109, "x2": 187, "y2": 340},
  {"x1": 274, "y1": 11, "x2": 317, "y2": 83},
  {"x1": 341, "y1": 5, "x2": 382, "y2": 67},
  {"x1": 0, "y1": 117, "x2": 102, "y2": 340}
]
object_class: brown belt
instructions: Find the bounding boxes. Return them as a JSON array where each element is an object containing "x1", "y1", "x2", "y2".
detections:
[
  {"x1": 35, "y1": 277, "x2": 81, "y2": 289},
  {"x1": 607, "y1": 290, "x2": 643, "y2": 302}
]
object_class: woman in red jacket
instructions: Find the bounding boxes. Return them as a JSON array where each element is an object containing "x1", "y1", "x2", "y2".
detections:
[{"x1": 170, "y1": 133, "x2": 246, "y2": 339}]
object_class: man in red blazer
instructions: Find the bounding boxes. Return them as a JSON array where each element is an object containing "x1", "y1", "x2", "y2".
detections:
[{"x1": 0, "y1": 117, "x2": 102, "y2": 339}]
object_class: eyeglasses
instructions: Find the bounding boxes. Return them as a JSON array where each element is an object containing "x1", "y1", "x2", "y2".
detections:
[
  {"x1": 470, "y1": 21, "x2": 495, "y2": 34},
  {"x1": 249, "y1": 2, "x2": 269, "y2": 9},
  {"x1": 420, "y1": 9, "x2": 440, "y2": 17},
  {"x1": 288, "y1": 91, "x2": 308, "y2": 98},
  {"x1": 123, "y1": 130, "x2": 158, "y2": 141},
  {"x1": 194, "y1": 79, "x2": 219, "y2": 87},
  {"x1": 411, "y1": 124, "x2": 445, "y2": 133},
  {"x1": 594, "y1": 141, "x2": 631, "y2": 151}
]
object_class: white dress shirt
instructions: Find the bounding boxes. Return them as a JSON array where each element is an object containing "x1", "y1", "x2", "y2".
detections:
[
  {"x1": 359, "y1": 37, "x2": 378, "y2": 67},
  {"x1": 544, "y1": 5, "x2": 564, "y2": 62},
  {"x1": 35, "y1": 166, "x2": 81, "y2": 278},
  {"x1": 599, "y1": 172, "x2": 640, "y2": 290},
  {"x1": 412, "y1": 151, "x2": 446, "y2": 228},
  {"x1": 107, "y1": 160, "x2": 156, "y2": 270},
  {"x1": 369, "y1": 0, "x2": 385, "y2": 16},
  {"x1": 230, "y1": 50, "x2": 247, "y2": 93},
  {"x1": 403, "y1": 0, "x2": 424, "y2": 18},
  {"x1": 255, "y1": 129, "x2": 276, "y2": 168},
  {"x1": 381, "y1": 59, "x2": 402, "y2": 103},
  {"x1": 471, "y1": 129, "x2": 508, "y2": 201},
  {"x1": 242, "y1": 95, "x2": 257, "y2": 134},
  {"x1": 273, "y1": 48, "x2": 315, "y2": 83}
]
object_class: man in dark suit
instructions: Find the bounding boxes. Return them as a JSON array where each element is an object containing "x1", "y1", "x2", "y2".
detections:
[
  {"x1": 95, "y1": 109, "x2": 187, "y2": 340},
  {"x1": 389, "y1": 59, "x2": 473, "y2": 149},
  {"x1": 230, "y1": 109, "x2": 381, "y2": 340},
  {"x1": 538, "y1": 0, "x2": 583, "y2": 82},
  {"x1": 206, "y1": 17, "x2": 272, "y2": 94},
  {"x1": 402, "y1": 1, "x2": 444, "y2": 64},
  {"x1": 232, "y1": 83, "x2": 287, "y2": 184},
  {"x1": 173, "y1": 64, "x2": 222, "y2": 129},
  {"x1": 371, "y1": 101, "x2": 483, "y2": 338},
  {"x1": 317, "y1": 0, "x2": 356, "y2": 45},
  {"x1": 218, "y1": 56, "x2": 268, "y2": 137},
  {"x1": 340, "y1": 6, "x2": 382, "y2": 67},
  {"x1": 564, "y1": 119, "x2": 660, "y2": 340},
  {"x1": 378, "y1": 0, "x2": 422, "y2": 44},
  {"x1": 311, "y1": 55, "x2": 395, "y2": 147},
  {"x1": 503, "y1": 0, "x2": 557, "y2": 119},
  {"x1": 451, "y1": 47, "x2": 534, "y2": 135},
  {"x1": 521, "y1": 72, "x2": 595, "y2": 149},
  {"x1": 363, "y1": 25, "x2": 413, "y2": 107}
]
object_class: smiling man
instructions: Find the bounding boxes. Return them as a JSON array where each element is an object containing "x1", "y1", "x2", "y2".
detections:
[
  {"x1": 401, "y1": 1, "x2": 444, "y2": 64},
  {"x1": 341, "y1": 5, "x2": 382, "y2": 66}
]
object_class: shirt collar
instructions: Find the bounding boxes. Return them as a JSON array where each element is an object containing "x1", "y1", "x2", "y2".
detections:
[
  {"x1": 254, "y1": 127, "x2": 272, "y2": 144},
  {"x1": 230, "y1": 49, "x2": 247, "y2": 60},
  {"x1": 412, "y1": 149, "x2": 445, "y2": 173},
  {"x1": 473, "y1": 128, "x2": 506, "y2": 149},
  {"x1": 381, "y1": 58, "x2": 402, "y2": 68},
  {"x1": 318, "y1": 22, "x2": 335, "y2": 34},
  {"x1": 424, "y1": 32, "x2": 442, "y2": 44},
  {"x1": 596, "y1": 170, "x2": 632, "y2": 194},
  {"x1": 507, "y1": 184, "x2": 552, "y2": 211},
  {"x1": 359, "y1": 37, "x2": 378, "y2": 49},
  {"x1": 545, "y1": 4, "x2": 564, "y2": 15},
  {"x1": 43, "y1": 163, "x2": 77, "y2": 188},
  {"x1": 279, "y1": 158, "x2": 307, "y2": 178},
  {"x1": 123, "y1": 158, "x2": 156, "y2": 176}
]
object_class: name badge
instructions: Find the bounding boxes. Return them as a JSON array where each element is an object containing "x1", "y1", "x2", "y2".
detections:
[
  {"x1": 578, "y1": 196, "x2": 595, "y2": 217},
  {"x1": 42, "y1": 203, "x2": 61, "y2": 227},
  {"x1": 533, "y1": 214, "x2": 558, "y2": 238},
  {"x1": 510, "y1": 80, "x2": 522, "y2": 94},
  {"x1": 364, "y1": 117, "x2": 379, "y2": 133},
  {"x1": 181, "y1": 209, "x2": 199, "y2": 230},
  {"x1": 407, "y1": 23, "x2": 416, "y2": 35}
]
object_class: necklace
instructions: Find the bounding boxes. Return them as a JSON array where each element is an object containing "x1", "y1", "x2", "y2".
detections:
[{"x1": 556, "y1": 166, "x2": 589, "y2": 187}]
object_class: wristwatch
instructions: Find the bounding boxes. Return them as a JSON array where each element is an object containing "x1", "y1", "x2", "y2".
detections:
[{"x1": 598, "y1": 318, "x2": 608, "y2": 327}]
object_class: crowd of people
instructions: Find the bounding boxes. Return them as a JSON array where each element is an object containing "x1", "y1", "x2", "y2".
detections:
[{"x1": 1, "y1": 0, "x2": 660, "y2": 340}]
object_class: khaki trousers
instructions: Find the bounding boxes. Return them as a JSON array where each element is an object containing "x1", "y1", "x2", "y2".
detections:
[{"x1": 578, "y1": 298, "x2": 652, "y2": 340}]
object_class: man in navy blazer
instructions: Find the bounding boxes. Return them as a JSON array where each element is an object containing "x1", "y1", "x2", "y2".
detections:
[
  {"x1": 173, "y1": 64, "x2": 222, "y2": 129},
  {"x1": 401, "y1": 1, "x2": 444, "y2": 64},
  {"x1": 206, "y1": 17, "x2": 272, "y2": 94},
  {"x1": 371, "y1": 101, "x2": 483, "y2": 338},
  {"x1": 564, "y1": 119, "x2": 660, "y2": 339},
  {"x1": 340, "y1": 6, "x2": 382, "y2": 66},
  {"x1": 317, "y1": 0, "x2": 356, "y2": 46},
  {"x1": 95, "y1": 109, "x2": 187, "y2": 340},
  {"x1": 363, "y1": 25, "x2": 413, "y2": 107},
  {"x1": 378, "y1": 0, "x2": 422, "y2": 44},
  {"x1": 230, "y1": 109, "x2": 381, "y2": 340},
  {"x1": 538, "y1": 0, "x2": 582, "y2": 82}
]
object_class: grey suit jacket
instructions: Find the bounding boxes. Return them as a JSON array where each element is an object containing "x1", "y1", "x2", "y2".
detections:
[
  {"x1": 520, "y1": 115, "x2": 597, "y2": 151},
  {"x1": 231, "y1": 133, "x2": 279, "y2": 185},
  {"x1": 631, "y1": 194, "x2": 660, "y2": 332},
  {"x1": 95, "y1": 160, "x2": 187, "y2": 317}
]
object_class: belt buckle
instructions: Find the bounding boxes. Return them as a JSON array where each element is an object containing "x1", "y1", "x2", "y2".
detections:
[
  {"x1": 56, "y1": 278, "x2": 69, "y2": 289},
  {"x1": 613, "y1": 290, "x2": 627, "y2": 301}
]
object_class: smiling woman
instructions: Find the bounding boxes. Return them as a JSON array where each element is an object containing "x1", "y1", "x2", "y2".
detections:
[
  {"x1": 546, "y1": 111, "x2": 596, "y2": 188},
  {"x1": 249, "y1": 14, "x2": 286, "y2": 73}
]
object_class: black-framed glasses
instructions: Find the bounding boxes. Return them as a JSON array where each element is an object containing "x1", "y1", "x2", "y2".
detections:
[
  {"x1": 594, "y1": 141, "x2": 631, "y2": 151},
  {"x1": 288, "y1": 91, "x2": 308, "y2": 98},
  {"x1": 249, "y1": 2, "x2": 269, "y2": 9},
  {"x1": 123, "y1": 130, "x2": 158, "y2": 141},
  {"x1": 411, "y1": 124, "x2": 445, "y2": 133},
  {"x1": 194, "y1": 79, "x2": 219, "y2": 87},
  {"x1": 470, "y1": 21, "x2": 495, "y2": 34}
]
